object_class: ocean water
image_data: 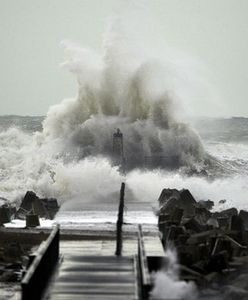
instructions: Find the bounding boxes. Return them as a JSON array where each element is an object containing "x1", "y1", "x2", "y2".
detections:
[
  {"x1": 1, "y1": 6, "x2": 248, "y2": 299},
  {"x1": 0, "y1": 9, "x2": 247, "y2": 215},
  {"x1": 0, "y1": 115, "x2": 247, "y2": 213}
]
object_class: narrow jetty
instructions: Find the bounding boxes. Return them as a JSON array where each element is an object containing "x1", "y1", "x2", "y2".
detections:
[{"x1": 21, "y1": 183, "x2": 164, "y2": 300}]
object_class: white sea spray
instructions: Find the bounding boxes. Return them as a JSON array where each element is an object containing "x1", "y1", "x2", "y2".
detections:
[
  {"x1": 0, "y1": 2, "x2": 247, "y2": 213},
  {"x1": 150, "y1": 247, "x2": 197, "y2": 300}
]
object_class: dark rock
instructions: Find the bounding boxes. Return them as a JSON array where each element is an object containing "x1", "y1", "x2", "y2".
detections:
[
  {"x1": 204, "y1": 272, "x2": 221, "y2": 283},
  {"x1": 16, "y1": 191, "x2": 47, "y2": 219},
  {"x1": 191, "y1": 260, "x2": 206, "y2": 274},
  {"x1": 180, "y1": 264, "x2": 205, "y2": 282},
  {"x1": 205, "y1": 251, "x2": 229, "y2": 273},
  {"x1": 158, "y1": 214, "x2": 170, "y2": 224},
  {"x1": 198, "y1": 243, "x2": 210, "y2": 261},
  {"x1": 162, "y1": 225, "x2": 184, "y2": 243},
  {"x1": 3, "y1": 242, "x2": 24, "y2": 262},
  {"x1": 207, "y1": 217, "x2": 219, "y2": 228},
  {"x1": 198, "y1": 200, "x2": 214, "y2": 210},
  {"x1": 221, "y1": 207, "x2": 238, "y2": 218},
  {"x1": 218, "y1": 240, "x2": 233, "y2": 259},
  {"x1": 232, "y1": 256, "x2": 248, "y2": 264},
  {"x1": 231, "y1": 215, "x2": 245, "y2": 232},
  {"x1": 177, "y1": 246, "x2": 194, "y2": 266},
  {"x1": 184, "y1": 245, "x2": 201, "y2": 262},
  {"x1": 0, "y1": 270, "x2": 18, "y2": 282},
  {"x1": 158, "y1": 188, "x2": 181, "y2": 207},
  {"x1": 239, "y1": 210, "x2": 248, "y2": 230},
  {"x1": 5, "y1": 263, "x2": 22, "y2": 270},
  {"x1": 170, "y1": 207, "x2": 184, "y2": 224},
  {"x1": 0, "y1": 205, "x2": 11, "y2": 225},
  {"x1": 223, "y1": 285, "x2": 248, "y2": 300},
  {"x1": 157, "y1": 187, "x2": 248, "y2": 290},
  {"x1": 219, "y1": 199, "x2": 226, "y2": 204},
  {"x1": 186, "y1": 230, "x2": 219, "y2": 245},
  {"x1": 180, "y1": 189, "x2": 197, "y2": 216},
  {"x1": 177, "y1": 233, "x2": 190, "y2": 244},
  {"x1": 217, "y1": 216, "x2": 230, "y2": 229},
  {"x1": 183, "y1": 217, "x2": 206, "y2": 233},
  {"x1": 159, "y1": 220, "x2": 179, "y2": 234},
  {"x1": 41, "y1": 198, "x2": 59, "y2": 219},
  {"x1": 16, "y1": 191, "x2": 59, "y2": 220},
  {"x1": 231, "y1": 273, "x2": 248, "y2": 291},
  {"x1": 210, "y1": 238, "x2": 233, "y2": 260},
  {"x1": 194, "y1": 206, "x2": 212, "y2": 226},
  {"x1": 241, "y1": 230, "x2": 248, "y2": 245},
  {"x1": 180, "y1": 189, "x2": 196, "y2": 204},
  {"x1": 158, "y1": 188, "x2": 196, "y2": 217},
  {"x1": 26, "y1": 214, "x2": 40, "y2": 227},
  {"x1": 225, "y1": 207, "x2": 238, "y2": 216}
]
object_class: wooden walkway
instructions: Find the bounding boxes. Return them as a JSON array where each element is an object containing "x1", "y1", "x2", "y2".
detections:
[
  {"x1": 22, "y1": 184, "x2": 164, "y2": 300},
  {"x1": 44, "y1": 230, "x2": 164, "y2": 299},
  {"x1": 47, "y1": 255, "x2": 138, "y2": 300}
]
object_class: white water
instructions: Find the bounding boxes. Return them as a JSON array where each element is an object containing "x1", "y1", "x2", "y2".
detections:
[
  {"x1": 0, "y1": 3, "x2": 247, "y2": 212},
  {"x1": 150, "y1": 247, "x2": 197, "y2": 300},
  {"x1": 0, "y1": 3, "x2": 248, "y2": 298}
]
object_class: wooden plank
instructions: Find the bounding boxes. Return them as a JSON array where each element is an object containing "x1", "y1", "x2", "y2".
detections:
[{"x1": 47, "y1": 255, "x2": 138, "y2": 300}]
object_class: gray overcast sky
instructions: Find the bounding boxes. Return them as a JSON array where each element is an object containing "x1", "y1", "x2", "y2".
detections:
[{"x1": 1, "y1": 0, "x2": 248, "y2": 117}]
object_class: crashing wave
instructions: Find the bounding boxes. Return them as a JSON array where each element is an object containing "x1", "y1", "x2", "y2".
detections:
[{"x1": 42, "y1": 40, "x2": 207, "y2": 172}]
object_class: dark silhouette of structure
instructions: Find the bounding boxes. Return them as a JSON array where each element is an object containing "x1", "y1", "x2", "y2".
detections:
[{"x1": 113, "y1": 128, "x2": 125, "y2": 172}]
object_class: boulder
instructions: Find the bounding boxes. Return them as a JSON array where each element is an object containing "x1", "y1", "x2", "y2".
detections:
[
  {"x1": 219, "y1": 199, "x2": 226, "y2": 204},
  {"x1": 41, "y1": 198, "x2": 59, "y2": 219},
  {"x1": 223, "y1": 285, "x2": 248, "y2": 300},
  {"x1": 214, "y1": 207, "x2": 238, "y2": 219},
  {"x1": 158, "y1": 188, "x2": 196, "y2": 217},
  {"x1": 170, "y1": 207, "x2": 184, "y2": 224},
  {"x1": 194, "y1": 206, "x2": 212, "y2": 226},
  {"x1": 205, "y1": 251, "x2": 229, "y2": 273},
  {"x1": 186, "y1": 230, "x2": 219, "y2": 245},
  {"x1": 231, "y1": 274, "x2": 248, "y2": 290},
  {"x1": 231, "y1": 215, "x2": 245, "y2": 232},
  {"x1": 16, "y1": 191, "x2": 47, "y2": 219},
  {"x1": 26, "y1": 214, "x2": 40, "y2": 227},
  {"x1": 16, "y1": 191, "x2": 59, "y2": 220},
  {"x1": 3, "y1": 242, "x2": 24, "y2": 262},
  {"x1": 207, "y1": 217, "x2": 219, "y2": 228},
  {"x1": 239, "y1": 210, "x2": 248, "y2": 230},
  {"x1": 158, "y1": 214, "x2": 170, "y2": 224},
  {"x1": 198, "y1": 199, "x2": 214, "y2": 210},
  {"x1": 180, "y1": 189, "x2": 197, "y2": 216},
  {"x1": 158, "y1": 188, "x2": 181, "y2": 207},
  {"x1": 157, "y1": 187, "x2": 248, "y2": 292},
  {"x1": 183, "y1": 218, "x2": 206, "y2": 233},
  {"x1": 217, "y1": 216, "x2": 230, "y2": 229},
  {"x1": 0, "y1": 205, "x2": 11, "y2": 225}
]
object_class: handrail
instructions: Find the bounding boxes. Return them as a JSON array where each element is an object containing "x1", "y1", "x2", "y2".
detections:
[
  {"x1": 138, "y1": 224, "x2": 151, "y2": 299},
  {"x1": 22, "y1": 225, "x2": 60, "y2": 300}
]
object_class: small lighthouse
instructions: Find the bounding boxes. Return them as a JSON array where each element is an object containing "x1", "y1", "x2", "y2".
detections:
[{"x1": 113, "y1": 128, "x2": 125, "y2": 172}]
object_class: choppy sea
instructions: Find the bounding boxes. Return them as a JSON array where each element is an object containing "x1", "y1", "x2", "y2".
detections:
[{"x1": 0, "y1": 115, "x2": 247, "y2": 213}]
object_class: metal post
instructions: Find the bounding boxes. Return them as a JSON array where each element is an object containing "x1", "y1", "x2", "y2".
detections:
[{"x1": 115, "y1": 182, "x2": 125, "y2": 256}]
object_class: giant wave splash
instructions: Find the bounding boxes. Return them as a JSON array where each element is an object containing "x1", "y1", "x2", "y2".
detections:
[
  {"x1": 42, "y1": 39, "x2": 206, "y2": 171},
  {"x1": 0, "y1": 6, "x2": 247, "y2": 211}
]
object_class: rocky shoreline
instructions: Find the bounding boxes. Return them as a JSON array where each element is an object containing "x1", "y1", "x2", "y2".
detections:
[
  {"x1": 158, "y1": 188, "x2": 248, "y2": 299},
  {"x1": 1, "y1": 188, "x2": 248, "y2": 299},
  {"x1": 0, "y1": 191, "x2": 59, "y2": 292}
]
